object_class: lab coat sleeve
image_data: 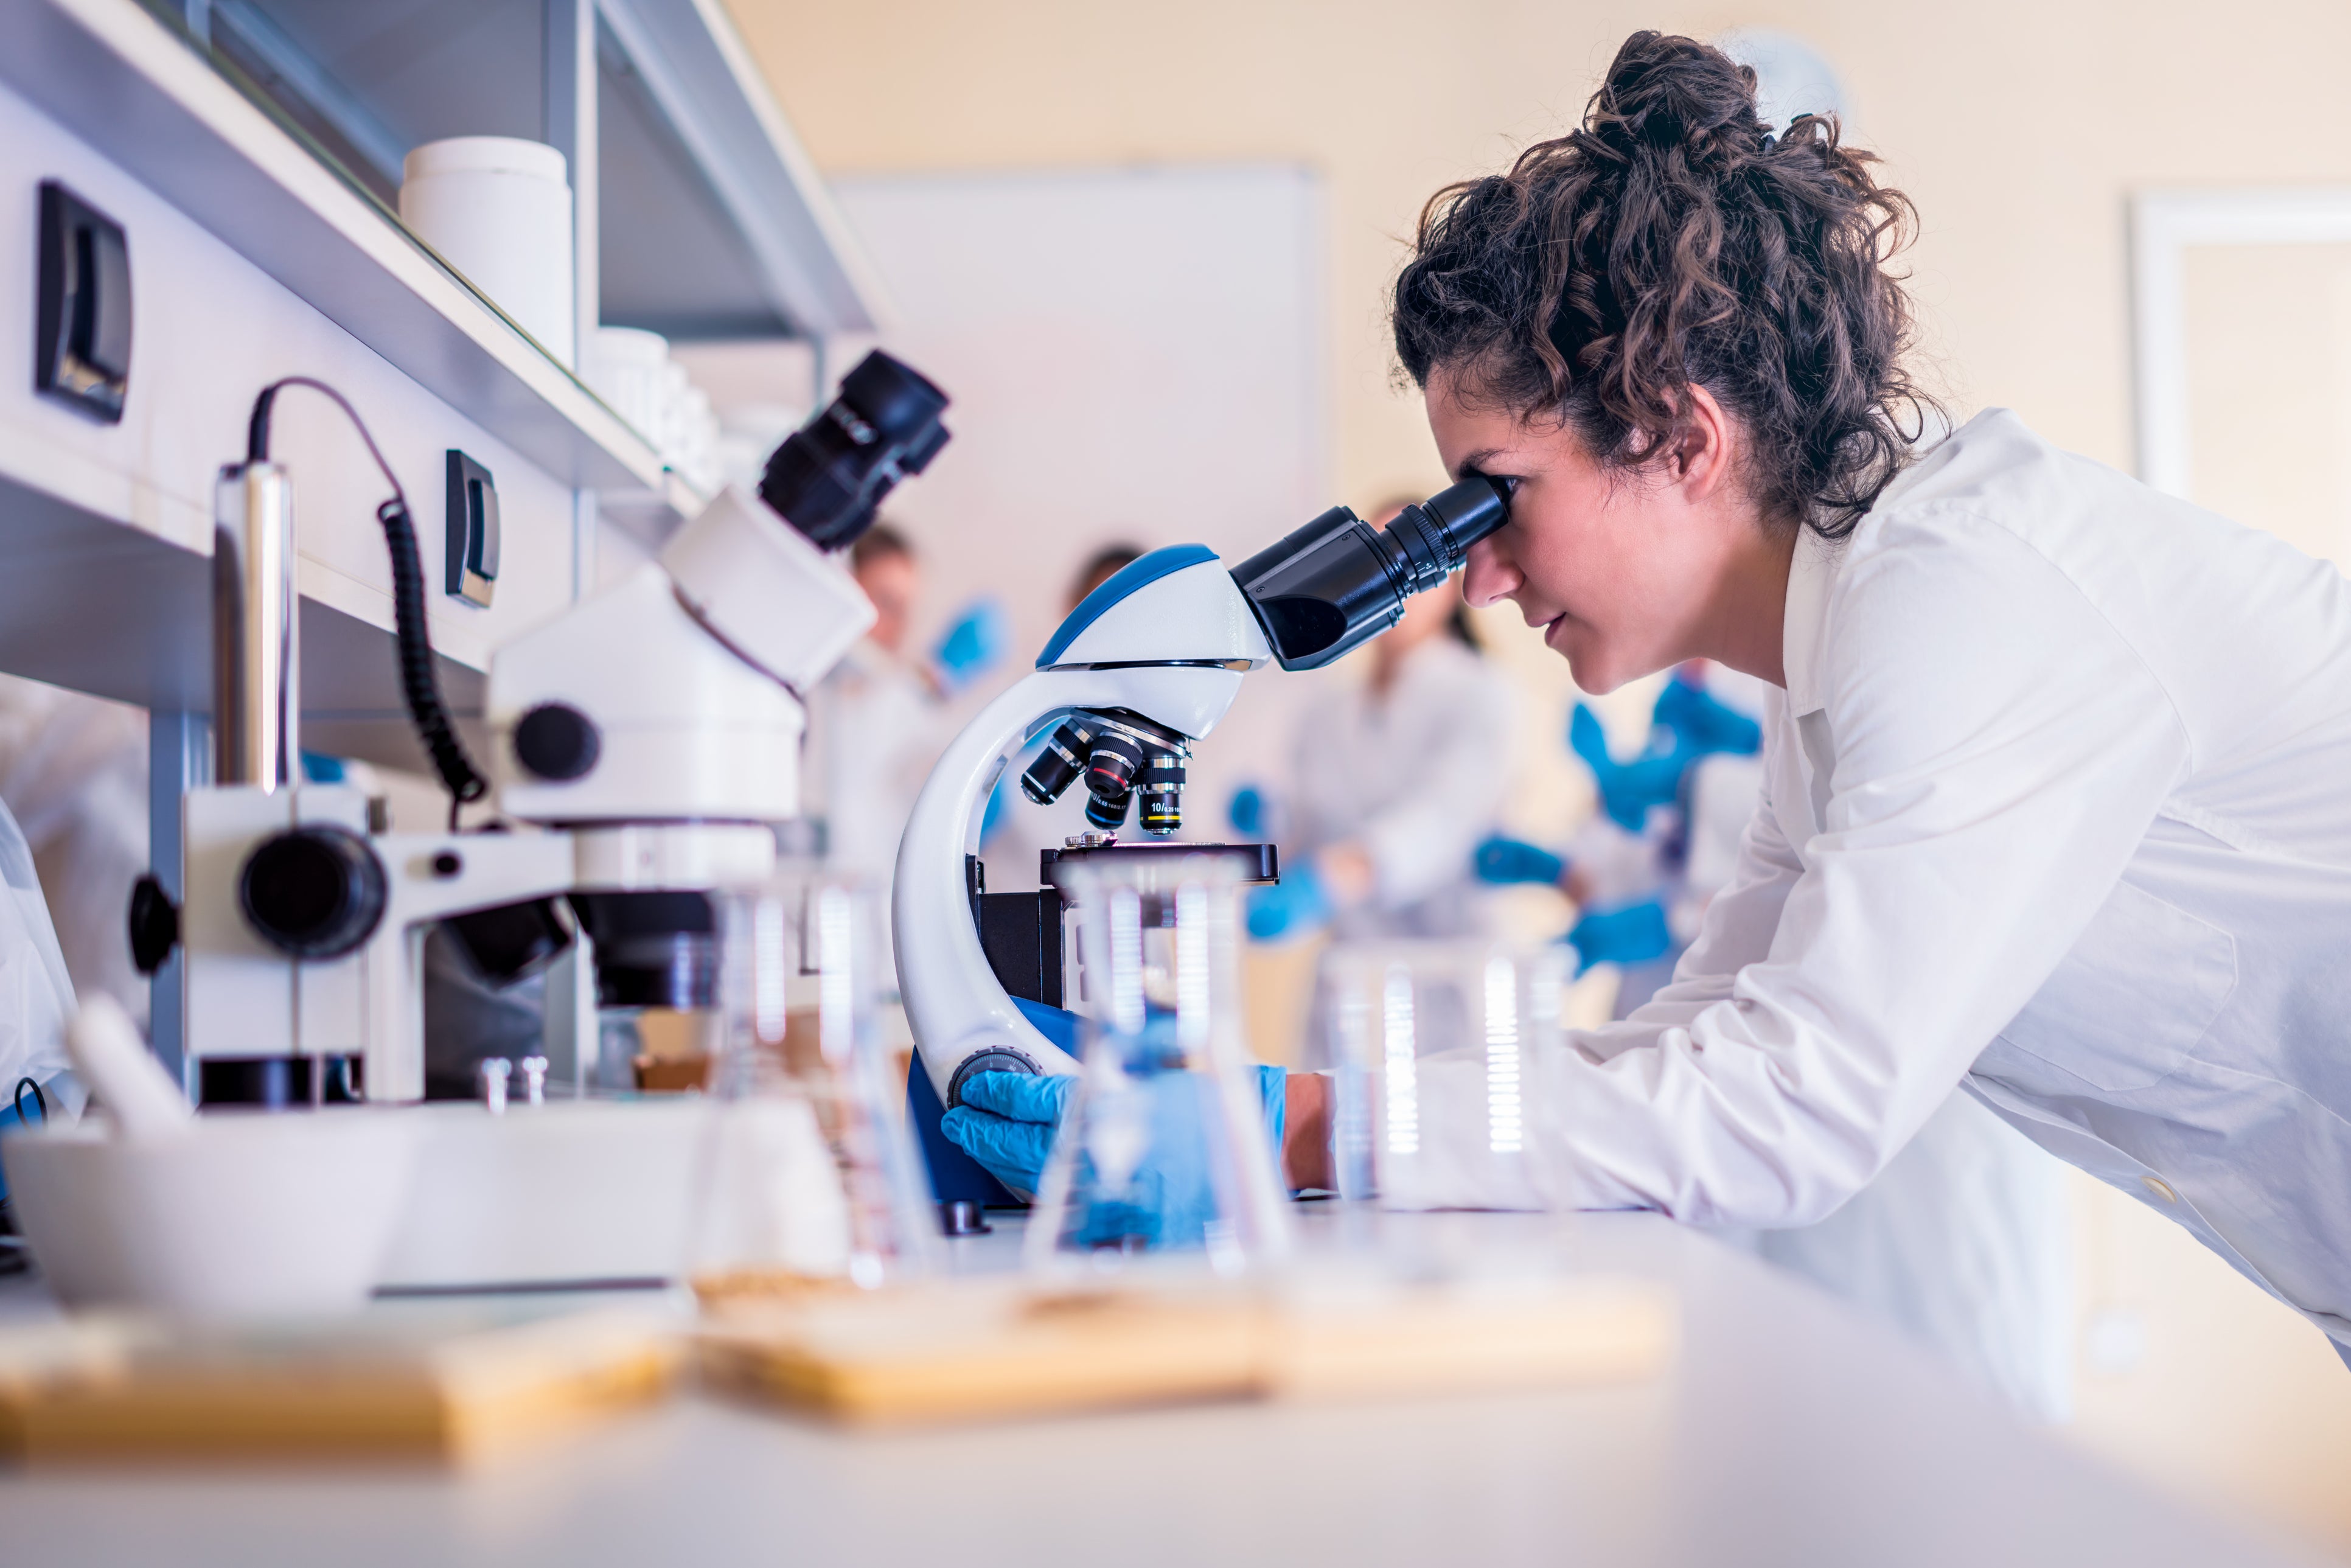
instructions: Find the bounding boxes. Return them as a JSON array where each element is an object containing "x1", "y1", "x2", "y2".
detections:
[
  {"x1": 1357, "y1": 667, "x2": 1517, "y2": 910},
  {"x1": 1480, "y1": 509, "x2": 2191, "y2": 1224}
]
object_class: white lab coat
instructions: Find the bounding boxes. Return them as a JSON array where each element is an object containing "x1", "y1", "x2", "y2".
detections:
[
  {"x1": 1289, "y1": 636, "x2": 1516, "y2": 939},
  {"x1": 0, "y1": 677, "x2": 147, "y2": 1029},
  {"x1": 1589, "y1": 671, "x2": 2073, "y2": 1415},
  {"x1": 806, "y1": 641, "x2": 947, "y2": 890},
  {"x1": 1413, "y1": 409, "x2": 2351, "y2": 1361},
  {"x1": 0, "y1": 793, "x2": 77, "y2": 1106}
]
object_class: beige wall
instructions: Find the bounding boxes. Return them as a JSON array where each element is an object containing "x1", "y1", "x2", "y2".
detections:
[{"x1": 724, "y1": 0, "x2": 2351, "y2": 1552}]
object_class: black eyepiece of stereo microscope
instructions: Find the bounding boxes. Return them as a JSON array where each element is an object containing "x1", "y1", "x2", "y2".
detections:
[
  {"x1": 1231, "y1": 473, "x2": 1511, "y2": 672},
  {"x1": 758, "y1": 350, "x2": 951, "y2": 552}
]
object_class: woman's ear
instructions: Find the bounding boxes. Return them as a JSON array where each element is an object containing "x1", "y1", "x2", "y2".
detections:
[{"x1": 1673, "y1": 385, "x2": 1736, "y2": 501}]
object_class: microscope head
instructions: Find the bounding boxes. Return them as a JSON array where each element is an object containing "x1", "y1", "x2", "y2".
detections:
[{"x1": 490, "y1": 352, "x2": 953, "y2": 830}]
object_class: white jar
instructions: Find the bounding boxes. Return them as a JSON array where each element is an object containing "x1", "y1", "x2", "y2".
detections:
[
  {"x1": 585, "y1": 326, "x2": 671, "y2": 444},
  {"x1": 400, "y1": 136, "x2": 576, "y2": 367}
]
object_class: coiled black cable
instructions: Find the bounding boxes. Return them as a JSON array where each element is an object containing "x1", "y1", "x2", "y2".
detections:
[{"x1": 245, "y1": 378, "x2": 488, "y2": 826}]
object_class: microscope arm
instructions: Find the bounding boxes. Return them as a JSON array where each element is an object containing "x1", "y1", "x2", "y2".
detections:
[{"x1": 896, "y1": 663, "x2": 1247, "y2": 1106}]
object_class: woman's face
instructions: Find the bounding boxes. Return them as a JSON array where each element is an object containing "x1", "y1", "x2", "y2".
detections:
[{"x1": 1428, "y1": 369, "x2": 1755, "y2": 694}]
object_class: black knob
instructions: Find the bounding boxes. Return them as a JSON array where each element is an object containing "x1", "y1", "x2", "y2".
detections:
[
  {"x1": 239, "y1": 825, "x2": 387, "y2": 959},
  {"x1": 514, "y1": 702, "x2": 600, "y2": 781},
  {"x1": 127, "y1": 873, "x2": 178, "y2": 975}
]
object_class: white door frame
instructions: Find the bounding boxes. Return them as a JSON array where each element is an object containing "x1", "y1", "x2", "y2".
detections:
[{"x1": 2132, "y1": 187, "x2": 2351, "y2": 499}]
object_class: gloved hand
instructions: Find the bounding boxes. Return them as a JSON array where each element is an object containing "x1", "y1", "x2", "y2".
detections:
[
  {"x1": 1245, "y1": 862, "x2": 1329, "y2": 941},
  {"x1": 1652, "y1": 669, "x2": 1761, "y2": 758},
  {"x1": 1228, "y1": 784, "x2": 1269, "y2": 838},
  {"x1": 1566, "y1": 899, "x2": 1674, "y2": 973},
  {"x1": 1569, "y1": 703, "x2": 1687, "y2": 832},
  {"x1": 939, "y1": 1064, "x2": 1288, "y2": 1247},
  {"x1": 1474, "y1": 835, "x2": 1567, "y2": 887},
  {"x1": 929, "y1": 598, "x2": 1009, "y2": 693}
]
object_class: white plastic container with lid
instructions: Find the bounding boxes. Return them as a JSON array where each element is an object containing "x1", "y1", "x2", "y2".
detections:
[
  {"x1": 585, "y1": 326, "x2": 671, "y2": 444},
  {"x1": 399, "y1": 136, "x2": 576, "y2": 367}
]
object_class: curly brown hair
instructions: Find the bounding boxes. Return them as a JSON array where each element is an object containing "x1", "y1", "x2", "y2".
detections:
[{"x1": 1392, "y1": 31, "x2": 1935, "y2": 538}]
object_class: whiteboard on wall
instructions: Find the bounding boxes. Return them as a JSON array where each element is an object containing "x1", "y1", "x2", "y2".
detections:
[{"x1": 830, "y1": 165, "x2": 1331, "y2": 663}]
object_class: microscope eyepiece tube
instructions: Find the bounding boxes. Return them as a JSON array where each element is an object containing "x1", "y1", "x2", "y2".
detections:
[
  {"x1": 758, "y1": 350, "x2": 952, "y2": 552},
  {"x1": 1231, "y1": 473, "x2": 1511, "y2": 672}
]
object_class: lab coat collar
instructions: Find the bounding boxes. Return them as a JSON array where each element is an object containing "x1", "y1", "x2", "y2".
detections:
[{"x1": 1781, "y1": 529, "x2": 1842, "y2": 717}]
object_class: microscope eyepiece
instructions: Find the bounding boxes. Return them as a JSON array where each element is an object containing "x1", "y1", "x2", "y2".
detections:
[
  {"x1": 1231, "y1": 473, "x2": 1511, "y2": 671},
  {"x1": 758, "y1": 350, "x2": 950, "y2": 552}
]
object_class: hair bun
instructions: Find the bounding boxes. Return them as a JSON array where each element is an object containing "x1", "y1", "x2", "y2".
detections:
[{"x1": 1587, "y1": 30, "x2": 1769, "y2": 170}]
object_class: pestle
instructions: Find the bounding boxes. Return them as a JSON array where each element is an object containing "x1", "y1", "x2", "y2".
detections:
[{"x1": 66, "y1": 995, "x2": 194, "y2": 1138}]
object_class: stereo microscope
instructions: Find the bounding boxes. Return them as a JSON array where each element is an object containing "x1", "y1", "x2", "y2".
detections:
[{"x1": 139, "y1": 353, "x2": 950, "y2": 1107}]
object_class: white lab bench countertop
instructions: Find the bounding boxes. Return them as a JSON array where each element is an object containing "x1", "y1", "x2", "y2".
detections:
[{"x1": 0, "y1": 1206, "x2": 2327, "y2": 1568}]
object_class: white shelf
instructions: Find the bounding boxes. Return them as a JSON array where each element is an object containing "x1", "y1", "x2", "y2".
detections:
[
  {"x1": 599, "y1": 469, "x2": 715, "y2": 548},
  {"x1": 0, "y1": 0, "x2": 677, "y2": 509}
]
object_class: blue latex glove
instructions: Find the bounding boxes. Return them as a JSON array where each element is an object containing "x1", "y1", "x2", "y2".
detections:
[
  {"x1": 939, "y1": 1064, "x2": 1288, "y2": 1247},
  {"x1": 1652, "y1": 671, "x2": 1761, "y2": 758},
  {"x1": 1245, "y1": 862, "x2": 1329, "y2": 941},
  {"x1": 299, "y1": 750, "x2": 347, "y2": 784},
  {"x1": 930, "y1": 598, "x2": 1009, "y2": 692},
  {"x1": 1566, "y1": 899, "x2": 1674, "y2": 973},
  {"x1": 0, "y1": 1076, "x2": 53, "y2": 1205},
  {"x1": 1569, "y1": 703, "x2": 1687, "y2": 832},
  {"x1": 1228, "y1": 784, "x2": 1268, "y2": 838},
  {"x1": 1474, "y1": 835, "x2": 1567, "y2": 887}
]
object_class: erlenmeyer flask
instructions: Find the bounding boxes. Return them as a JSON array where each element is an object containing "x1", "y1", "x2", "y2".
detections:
[
  {"x1": 1318, "y1": 940, "x2": 1566, "y2": 1209},
  {"x1": 691, "y1": 865, "x2": 937, "y2": 1294},
  {"x1": 1023, "y1": 852, "x2": 1291, "y2": 1275}
]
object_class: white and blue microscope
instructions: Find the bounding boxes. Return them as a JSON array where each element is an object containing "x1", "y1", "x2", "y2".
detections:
[{"x1": 894, "y1": 473, "x2": 1513, "y2": 1129}]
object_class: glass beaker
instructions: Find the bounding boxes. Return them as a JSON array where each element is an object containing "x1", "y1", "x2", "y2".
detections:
[
  {"x1": 1317, "y1": 941, "x2": 1566, "y2": 1209},
  {"x1": 689, "y1": 866, "x2": 937, "y2": 1293},
  {"x1": 1023, "y1": 853, "x2": 1291, "y2": 1275}
]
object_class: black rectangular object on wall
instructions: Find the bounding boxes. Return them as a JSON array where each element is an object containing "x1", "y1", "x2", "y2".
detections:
[
  {"x1": 444, "y1": 449, "x2": 500, "y2": 607},
  {"x1": 35, "y1": 180, "x2": 131, "y2": 423}
]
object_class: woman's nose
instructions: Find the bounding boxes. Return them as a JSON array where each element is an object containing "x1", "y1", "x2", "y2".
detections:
[{"x1": 1461, "y1": 538, "x2": 1519, "y2": 608}]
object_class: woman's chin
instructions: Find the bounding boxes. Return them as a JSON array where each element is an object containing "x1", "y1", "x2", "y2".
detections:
[{"x1": 1550, "y1": 624, "x2": 1625, "y2": 693}]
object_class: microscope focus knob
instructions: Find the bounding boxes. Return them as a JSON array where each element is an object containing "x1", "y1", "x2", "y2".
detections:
[
  {"x1": 239, "y1": 825, "x2": 388, "y2": 960},
  {"x1": 514, "y1": 702, "x2": 601, "y2": 781}
]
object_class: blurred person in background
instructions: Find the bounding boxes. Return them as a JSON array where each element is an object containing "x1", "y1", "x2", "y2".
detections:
[
  {"x1": 805, "y1": 523, "x2": 1006, "y2": 915},
  {"x1": 1238, "y1": 498, "x2": 1517, "y2": 947},
  {"x1": 0, "y1": 675, "x2": 141, "y2": 1154},
  {"x1": 0, "y1": 677, "x2": 145, "y2": 1034}
]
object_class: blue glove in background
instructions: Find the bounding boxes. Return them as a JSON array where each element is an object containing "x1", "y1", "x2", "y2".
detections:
[
  {"x1": 1652, "y1": 670, "x2": 1762, "y2": 758},
  {"x1": 939, "y1": 1064, "x2": 1287, "y2": 1247},
  {"x1": 1475, "y1": 835, "x2": 1567, "y2": 887},
  {"x1": 1566, "y1": 899, "x2": 1674, "y2": 973},
  {"x1": 1569, "y1": 703, "x2": 1690, "y2": 832},
  {"x1": 1228, "y1": 784, "x2": 1268, "y2": 838},
  {"x1": 930, "y1": 598, "x2": 1009, "y2": 692},
  {"x1": 1245, "y1": 862, "x2": 1329, "y2": 941}
]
